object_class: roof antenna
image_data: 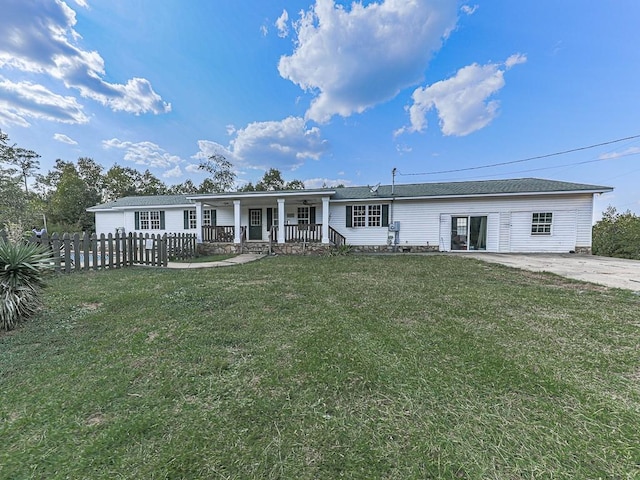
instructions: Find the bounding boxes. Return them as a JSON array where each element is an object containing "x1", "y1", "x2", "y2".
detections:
[
  {"x1": 368, "y1": 183, "x2": 380, "y2": 194},
  {"x1": 392, "y1": 167, "x2": 397, "y2": 195}
]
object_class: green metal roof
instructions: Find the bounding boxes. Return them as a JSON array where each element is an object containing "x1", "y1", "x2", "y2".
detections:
[
  {"x1": 331, "y1": 178, "x2": 613, "y2": 200},
  {"x1": 88, "y1": 178, "x2": 613, "y2": 210}
]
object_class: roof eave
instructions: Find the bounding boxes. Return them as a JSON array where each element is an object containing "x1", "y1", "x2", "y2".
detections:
[{"x1": 330, "y1": 188, "x2": 613, "y2": 202}]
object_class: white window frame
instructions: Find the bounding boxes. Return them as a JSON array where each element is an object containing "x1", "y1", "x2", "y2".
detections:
[
  {"x1": 187, "y1": 210, "x2": 197, "y2": 229},
  {"x1": 297, "y1": 207, "x2": 310, "y2": 224},
  {"x1": 352, "y1": 205, "x2": 366, "y2": 227},
  {"x1": 350, "y1": 204, "x2": 386, "y2": 228},
  {"x1": 367, "y1": 205, "x2": 382, "y2": 227},
  {"x1": 531, "y1": 212, "x2": 553, "y2": 235},
  {"x1": 203, "y1": 209, "x2": 213, "y2": 226},
  {"x1": 139, "y1": 210, "x2": 162, "y2": 230},
  {"x1": 149, "y1": 211, "x2": 161, "y2": 230}
]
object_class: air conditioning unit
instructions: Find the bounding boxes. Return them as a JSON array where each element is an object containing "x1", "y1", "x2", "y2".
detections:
[{"x1": 388, "y1": 221, "x2": 400, "y2": 232}]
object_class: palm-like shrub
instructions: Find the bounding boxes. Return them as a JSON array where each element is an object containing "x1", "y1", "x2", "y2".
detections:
[{"x1": 0, "y1": 241, "x2": 52, "y2": 330}]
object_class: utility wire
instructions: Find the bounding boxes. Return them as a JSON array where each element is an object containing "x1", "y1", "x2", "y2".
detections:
[
  {"x1": 433, "y1": 151, "x2": 640, "y2": 183},
  {"x1": 397, "y1": 133, "x2": 640, "y2": 176}
]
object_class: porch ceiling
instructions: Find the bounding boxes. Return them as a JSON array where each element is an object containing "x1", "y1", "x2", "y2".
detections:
[{"x1": 192, "y1": 190, "x2": 333, "y2": 208}]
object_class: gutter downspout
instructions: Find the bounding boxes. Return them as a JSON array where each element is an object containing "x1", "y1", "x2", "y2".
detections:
[{"x1": 391, "y1": 168, "x2": 398, "y2": 251}]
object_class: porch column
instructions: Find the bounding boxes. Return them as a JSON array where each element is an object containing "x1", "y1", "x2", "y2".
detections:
[
  {"x1": 233, "y1": 200, "x2": 242, "y2": 243},
  {"x1": 321, "y1": 196, "x2": 330, "y2": 244},
  {"x1": 277, "y1": 198, "x2": 285, "y2": 244},
  {"x1": 195, "y1": 201, "x2": 203, "y2": 243}
]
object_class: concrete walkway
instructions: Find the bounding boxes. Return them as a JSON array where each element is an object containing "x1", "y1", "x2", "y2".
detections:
[
  {"x1": 465, "y1": 253, "x2": 640, "y2": 292},
  {"x1": 166, "y1": 253, "x2": 266, "y2": 269}
]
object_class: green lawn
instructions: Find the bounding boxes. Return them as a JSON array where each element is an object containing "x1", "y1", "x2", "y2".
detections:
[
  {"x1": 171, "y1": 253, "x2": 236, "y2": 263},
  {"x1": 1, "y1": 255, "x2": 639, "y2": 479}
]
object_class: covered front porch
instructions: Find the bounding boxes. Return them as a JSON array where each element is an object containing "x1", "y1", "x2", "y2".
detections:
[{"x1": 187, "y1": 189, "x2": 345, "y2": 248}]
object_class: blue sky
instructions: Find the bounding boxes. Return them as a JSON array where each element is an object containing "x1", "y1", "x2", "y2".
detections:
[{"x1": 1, "y1": 0, "x2": 639, "y2": 216}]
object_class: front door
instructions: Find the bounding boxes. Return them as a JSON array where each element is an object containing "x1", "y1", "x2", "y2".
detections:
[{"x1": 249, "y1": 209, "x2": 262, "y2": 240}]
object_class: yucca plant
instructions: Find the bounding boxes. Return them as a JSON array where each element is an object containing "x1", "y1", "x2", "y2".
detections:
[{"x1": 0, "y1": 241, "x2": 52, "y2": 330}]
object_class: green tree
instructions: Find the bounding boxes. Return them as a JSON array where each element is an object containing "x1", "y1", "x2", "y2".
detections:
[
  {"x1": 139, "y1": 169, "x2": 167, "y2": 196},
  {"x1": 7, "y1": 147, "x2": 40, "y2": 194},
  {"x1": 34, "y1": 159, "x2": 75, "y2": 196},
  {"x1": 49, "y1": 164, "x2": 100, "y2": 231},
  {"x1": 0, "y1": 172, "x2": 27, "y2": 227},
  {"x1": 167, "y1": 179, "x2": 198, "y2": 194},
  {"x1": 198, "y1": 154, "x2": 236, "y2": 192},
  {"x1": 77, "y1": 157, "x2": 104, "y2": 199},
  {"x1": 286, "y1": 179, "x2": 305, "y2": 190},
  {"x1": 592, "y1": 206, "x2": 640, "y2": 259},
  {"x1": 0, "y1": 130, "x2": 13, "y2": 162},
  {"x1": 102, "y1": 165, "x2": 141, "y2": 201},
  {"x1": 0, "y1": 131, "x2": 41, "y2": 228},
  {"x1": 255, "y1": 168, "x2": 285, "y2": 191},
  {"x1": 254, "y1": 168, "x2": 305, "y2": 191}
]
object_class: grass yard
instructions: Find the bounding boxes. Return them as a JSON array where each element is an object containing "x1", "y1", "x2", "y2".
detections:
[
  {"x1": 171, "y1": 253, "x2": 236, "y2": 263},
  {"x1": 1, "y1": 255, "x2": 639, "y2": 479}
]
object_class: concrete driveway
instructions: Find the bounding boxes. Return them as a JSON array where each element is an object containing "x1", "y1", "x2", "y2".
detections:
[{"x1": 465, "y1": 253, "x2": 640, "y2": 292}]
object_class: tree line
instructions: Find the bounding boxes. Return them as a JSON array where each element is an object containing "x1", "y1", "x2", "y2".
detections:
[{"x1": 1, "y1": 130, "x2": 305, "y2": 233}]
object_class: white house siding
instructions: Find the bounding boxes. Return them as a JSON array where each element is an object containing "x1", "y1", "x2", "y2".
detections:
[
  {"x1": 509, "y1": 210, "x2": 577, "y2": 253},
  {"x1": 94, "y1": 210, "x2": 125, "y2": 236},
  {"x1": 216, "y1": 208, "x2": 235, "y2": 226},
  {"x1": 499, "y1": 212, "x2": 511, "y2": 252},
  {"x1": 331, "y1": 193, "x2": 595, "y2": 253},
  {"x1": 93, "y1": 207, "x2": 199, "y2": 237}
]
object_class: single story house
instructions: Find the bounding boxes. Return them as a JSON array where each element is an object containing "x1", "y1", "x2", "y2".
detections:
[{"x1": 87, "y1": 177, "x2": 612, "y2": 254}]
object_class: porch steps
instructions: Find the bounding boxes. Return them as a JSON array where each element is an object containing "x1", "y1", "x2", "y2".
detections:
[{"x1": 242, "y1": 242, "x2": 272, "y2": 254}]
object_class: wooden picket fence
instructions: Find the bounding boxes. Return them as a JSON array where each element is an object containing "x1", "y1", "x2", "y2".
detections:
[{"x1": 0, "y1": 231, "x2": 197, "y2": 273}]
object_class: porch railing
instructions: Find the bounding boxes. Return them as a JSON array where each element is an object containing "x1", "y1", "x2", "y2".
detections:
[
  {"x1": 284, "y1": 224, "x2": 322, "y2": 243},
  {"x1": 203, "y1": 224, "x2": 325, "y2": 243},
  {"x1": 202, "y1": 225, "x2": 235, "y2": 242},
  {"x1": 328, "y1": 226, "x2": 347, "y2": 247}
]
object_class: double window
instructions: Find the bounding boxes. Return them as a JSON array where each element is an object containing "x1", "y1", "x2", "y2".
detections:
[
  {"x1": 346, "y1": 204, "x2": 389, "y2": 227},
  {"x1": 183, "y1": 209, "x2": 216, "y2": 229},
  {"x1": 531, "y1": 212, "x2": 553, "y2": 235},
  {"x1": 135, "y1": 210, "x2": 165, "y2": 230}
]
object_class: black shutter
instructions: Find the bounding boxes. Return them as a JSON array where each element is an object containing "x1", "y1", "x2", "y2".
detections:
[
  {"x1": 310, "y1": 207, "x2": 316, "y2": 224},
  {"x1": 184, "y1": 210, "x2": 189, "y2": 229},
  {"x1": 382, "y1": 204, "x2": 389, "y2": 227},
  {"x1": 346, "y1": 206, "x2": 352, "y2": 227},
  {"x1": 160, "y1": 211, "x2": 165, "y2": 229},
  {"x1": 266, "y1": 208, "x2": 273, "y2": 231},
  {"x1": 135, "y1": 211, "x2": 140, "y2": 230},
  {"x1": 212, "y1": 210, "x2": 217, "y2": 227}
]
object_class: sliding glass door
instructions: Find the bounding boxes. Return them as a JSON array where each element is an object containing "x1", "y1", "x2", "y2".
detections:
[{"x1": 451, "y1": 216, "x2": 487, "y2": 251}]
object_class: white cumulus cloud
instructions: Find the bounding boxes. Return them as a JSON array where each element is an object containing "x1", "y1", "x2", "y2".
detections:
[
  {"x1": 278, "y1": 0, "x2": 458, "y2": 123},
  {"x1": 193, "y1": 117, "x2": 328, "y2": 171},
  {"x1": 275, "y1": 10, "x2": 290, "y2": 38},
  {"x1": 102, "y1": 138, "x2": 184, "y2": 169},
  {"x1": 403, "y1": 54, "x2": 527, "y2": 137},
  {"x1": 0, "y1": 78, "x2": 89, "y2": 126},
  {"x1": 163, "y1": 165, "x2": 183, "y2": 179},
  {"x1": 303, "y1": 177, "x2": 354, "y2": 188},
  {"x1": 461, "y1": 4, "x2": 479, "y2": 15},
  {"x1": 53, "y1": 133, "x2": 78, "y2": 144},
  {"x1": 0, "y1": 0, "x2": 170, "y2": 118}
]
